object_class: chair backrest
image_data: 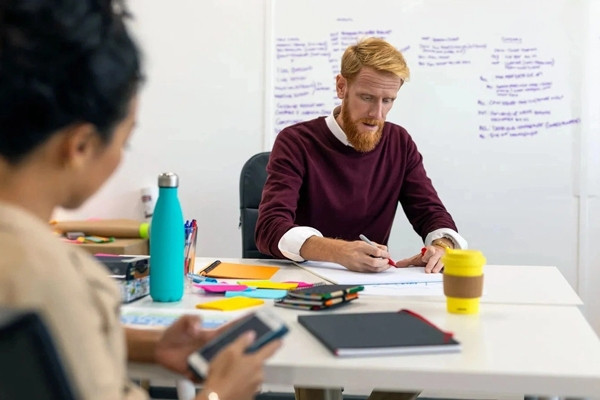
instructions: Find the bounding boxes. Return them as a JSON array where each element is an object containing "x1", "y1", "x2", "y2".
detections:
[
  {"x1": 239, "y1": 151, "x2": 272, "y2": 259},
  {"x1": 0, "y1": 308, "x2": 76, "y2": 400}
]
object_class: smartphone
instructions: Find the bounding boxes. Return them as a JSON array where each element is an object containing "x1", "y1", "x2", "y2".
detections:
[{"x1": 187, "y1": 309, "x2": 288, "y2": 379}]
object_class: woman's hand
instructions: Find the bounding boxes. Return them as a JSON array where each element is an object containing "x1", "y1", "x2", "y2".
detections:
[
  {"x1": 155, "y1": 315, "x2": 230, "y2": 380},
  {"x1": 197, "y1": 331, "x2": 283, "y2": 400}
]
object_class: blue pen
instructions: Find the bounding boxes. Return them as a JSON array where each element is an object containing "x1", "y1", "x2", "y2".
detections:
[{"x1": 186, "y1": 273, "x2": 217, "y2": 283}]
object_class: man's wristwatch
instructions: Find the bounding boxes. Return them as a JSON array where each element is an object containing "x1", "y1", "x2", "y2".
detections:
[
  {"x1": 432, "y1": 237, "x2": 454, "y2": 249},
  {"x1": 206, "y1": 391, "x2": 220, "y2": 400}
]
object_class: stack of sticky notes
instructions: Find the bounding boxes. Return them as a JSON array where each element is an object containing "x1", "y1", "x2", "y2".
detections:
[
  {"x1": 275, "y1": 284, "x2": 364, "y2": 311},
  {"x1": 196, "y1": 297, "x2": 265, "y2": 311},
  {"x1": 194, "y1": 280, "x2": 316, "y2": 311}
]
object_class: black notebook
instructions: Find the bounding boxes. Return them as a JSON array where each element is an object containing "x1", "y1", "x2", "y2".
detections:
[
  {"x1": 281, "y1": 292, "x2": 359, "y2": 306},
  {"x1": 298, "y1": 310, "x2": 461, "y2": 357},
  {"x1": 288, "y1": 284, "x2": 364, "y2": 300},
  {"x1": 274, "y1": 298, "x2": 357, "y2": 311},
  {"x1": 274, "y1": 293, "x2": 359, "y2": 311}
]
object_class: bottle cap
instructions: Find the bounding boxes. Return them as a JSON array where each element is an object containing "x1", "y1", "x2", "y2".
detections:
[
  {"x1": 158, "y1": 172, "x2": 179, "y2": 188},
  {"x1": 139, "y1": 222, "x2": 149, "y2": 239}
]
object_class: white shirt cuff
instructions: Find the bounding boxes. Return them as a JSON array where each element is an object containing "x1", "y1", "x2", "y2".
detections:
[
  {"x1": 425, "y1": 228, "x2": 468, "y2": 249},
  {"x1": 278, "y1": 226, "x2": 323, "y2": 261}
]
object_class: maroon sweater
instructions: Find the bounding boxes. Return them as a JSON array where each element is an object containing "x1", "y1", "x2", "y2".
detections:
[{"x1": 255, "y1": 117, "x2": 457, "y2": 259}]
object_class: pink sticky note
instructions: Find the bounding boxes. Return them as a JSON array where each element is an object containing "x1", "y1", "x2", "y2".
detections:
[
  {"x1": 283, "y1": 281, "x2": 314, "y2": 288},
  {"x1": 195, "y1": 284, "x2": 248, "y2": 293}
]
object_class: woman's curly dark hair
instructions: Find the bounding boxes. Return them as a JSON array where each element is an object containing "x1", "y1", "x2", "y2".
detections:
[{"x1": 0, "y1": 0, "x2": 142, "y2": 164}]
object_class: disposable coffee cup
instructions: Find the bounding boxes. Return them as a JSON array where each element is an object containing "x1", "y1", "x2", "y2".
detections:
[{"x1": 442, "y1": 249, "x2": 486, "y2": 314}]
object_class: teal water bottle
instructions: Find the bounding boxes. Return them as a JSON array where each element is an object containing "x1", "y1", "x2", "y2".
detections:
[{"x1": 150, "y1": 172, "x2": 184, "y2": 302}]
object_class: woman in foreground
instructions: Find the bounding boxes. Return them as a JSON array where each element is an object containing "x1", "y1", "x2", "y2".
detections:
[{"x1": 0, "y1": 1, "x2": 281, "y2": 399}]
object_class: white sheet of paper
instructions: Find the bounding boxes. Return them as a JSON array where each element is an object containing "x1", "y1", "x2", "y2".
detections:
[
  {"x1": 360, "y1": 282, "x2": 444, "y2": 296},
  {"x1": 296, "y1": 261, "x2": 443, "y2": 285}
]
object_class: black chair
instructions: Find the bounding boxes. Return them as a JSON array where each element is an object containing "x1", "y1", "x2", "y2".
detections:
[
  {"x1": 239, "y1": 151, "x2": 272, "y2": 259},
  {"x1": 0, "y1": 308, "x2": 76, "y2": 400}
]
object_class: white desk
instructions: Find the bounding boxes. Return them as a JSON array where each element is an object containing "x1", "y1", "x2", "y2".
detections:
[
  {"x1": 481, "y1": 264, "x2": 582, "y2": 305},
  {"x1": 193, "y1": 259, "x2": 582, "y2": 306},
  {"x1": 128, "y1": 297, "x2": 600, "y2": 398},
  {"x1": 126, "y1": 258, "x2": 598, "y2": 398},
  {"x1": 359, "y1": 264, "x2": 582, "y2": 306},
  {"x1": 267, "y1": 300, "x2": 600, "y2": 398}
]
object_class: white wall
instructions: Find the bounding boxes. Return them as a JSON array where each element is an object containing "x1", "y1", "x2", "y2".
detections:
[
  {"x1": 53, "y1": 0, "x2": 600, "y2": 333},
  {"x1": 54, "y1": 0, "x2": 268, "y2": 258}
]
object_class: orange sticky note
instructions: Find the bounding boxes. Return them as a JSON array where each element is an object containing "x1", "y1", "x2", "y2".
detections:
[{"x1": 199, "y1": 261, "x2": 279, "y2": 280}]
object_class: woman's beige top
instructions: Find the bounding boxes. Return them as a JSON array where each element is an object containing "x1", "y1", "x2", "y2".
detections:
[{"x1": 0, "y1": 202, "x2": 147, "y2": 400}]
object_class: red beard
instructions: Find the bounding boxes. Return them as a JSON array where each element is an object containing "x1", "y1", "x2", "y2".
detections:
[{"x1": 341, "y1": 101, "x2": 384, "y2": 152}]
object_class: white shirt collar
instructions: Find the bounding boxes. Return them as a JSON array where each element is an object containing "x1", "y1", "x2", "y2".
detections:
[{"x1": 325, "y1": 106, "x2": 352, "y2": 147}]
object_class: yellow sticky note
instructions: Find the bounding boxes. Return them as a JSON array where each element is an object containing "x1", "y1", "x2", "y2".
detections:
[
  {"x1": 237, "y1": 281, "x2": 299, "y2": 290},
  {"x1": 196, "y1": 297, "x2": 264, "y2": 311}
]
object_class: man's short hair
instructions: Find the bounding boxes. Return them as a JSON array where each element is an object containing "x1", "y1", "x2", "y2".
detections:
[{"x1": 340, "y1": 37, "x2": 410, "y2": 84}]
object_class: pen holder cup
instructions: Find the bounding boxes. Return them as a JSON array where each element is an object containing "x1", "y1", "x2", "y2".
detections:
[
  {"x1": 184, "y1": 228, "x2": 198, "y2": 285},
  {"x1": 442, "y1": 249, "x2": 486, "y2": 315}
]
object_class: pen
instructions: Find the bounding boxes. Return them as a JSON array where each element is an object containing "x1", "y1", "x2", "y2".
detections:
[
  {"x1": 359, "y1": 234, "x2": 396, "y2": 267},
  {"x1": 186, "y1": 273, "x2": 217, "y2": 283},
  {"x1": 420, "y1": 247, "x2": 444, "y2": 272}
]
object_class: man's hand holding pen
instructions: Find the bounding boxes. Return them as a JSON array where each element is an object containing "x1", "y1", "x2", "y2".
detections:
[
  {"x1": 300, "y1": 235, "x2": 393, "y2": 273},
  {"x1": 300, "y1": 234, "x2": 451, "y2": 274},
  {"x1": 341, "y1": 238, "x2": 393, "y2": 273}
]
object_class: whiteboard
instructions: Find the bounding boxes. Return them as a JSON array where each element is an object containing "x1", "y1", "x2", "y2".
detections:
[{"x1": 268, "y1": 0, "x2": 589, "y2": 284}]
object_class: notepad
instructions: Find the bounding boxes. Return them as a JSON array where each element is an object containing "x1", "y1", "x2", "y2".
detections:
[
  {"x1": 276, "y1": 292, "x2": 359, "y2": 310},
  {"x1": 120, "y1": 310, "x2": 230, "y2": 328},
  {"x1": 225, "y1": 289, "x2": 288, "y2": 299},
  {"x1": 298, "y1": 310, "x2": 460, "y2": 357},
  {"x1": 195, "y1": 284, "x2": 248, "y2": 293},
  {"x1": 288, "y1": 284, "x2": 364, "y2": 300},
  {"x1": 276, "y1": 285, "x2": 361, "y2": 311},
  {"x1": 296, "y1": 261, "x2": 443, "y2": 285},
  {"x1": 237, "y1": 281, "x2": 298, "y2": 290},
  {"x1": 275, "y1": 296, "x2": 358, "y2": 311},
  {"x1": 196, "y1": 297, "x2": 264, "y2": 311},
  {"x1": 198, "y1": 260, "x2": 279, "y2": 280},
  {"x1": 283, "y1": 281, "x2": 314, "y2": 288}
]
